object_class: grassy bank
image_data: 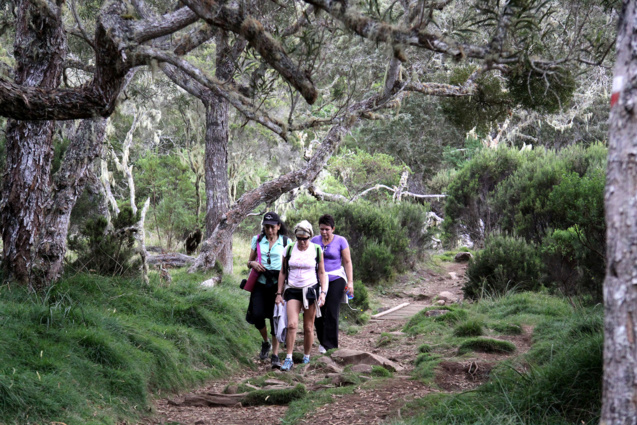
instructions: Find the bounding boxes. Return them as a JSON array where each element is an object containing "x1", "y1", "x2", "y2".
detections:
[
  {"x1": 0, "y1": 270, "x2": 255, "y2": 424},
  {"x1": 396, "y1": 292, "x2": 603, "y2": 425}
]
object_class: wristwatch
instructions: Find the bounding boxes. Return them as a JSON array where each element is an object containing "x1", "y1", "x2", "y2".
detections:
[
  {"x1": 321, "y1": 290, "x2": 327, "y2": 295},
  {"x1": 275, "y1": 292, "x2": 282, "y2": 296}
]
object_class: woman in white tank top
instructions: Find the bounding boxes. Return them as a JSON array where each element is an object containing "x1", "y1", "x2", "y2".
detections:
[{"x1": 275, "y1": 220, "x2": 327, "y2": 371}]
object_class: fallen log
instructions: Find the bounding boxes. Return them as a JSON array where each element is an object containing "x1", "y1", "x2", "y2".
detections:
[{"x1": 147, "y1": 253, "x2": 194, "y2": 268}]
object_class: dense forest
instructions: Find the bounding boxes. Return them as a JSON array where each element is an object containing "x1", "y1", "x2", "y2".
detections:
[{"x1": 2, "y1": 0, "x2": 637, "y2": 424}]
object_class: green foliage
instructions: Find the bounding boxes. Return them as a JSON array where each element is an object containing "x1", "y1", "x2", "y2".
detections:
[
  {"x1": 447, "y1": 144, "x2": 606, "y2": 300},
  {"x1": 453, "y1": 320, "x2": 484, "y2": 337},
  {"x1": 340, "y1": 280, "x2": 370, "y2": 325},
  {"x1": 0, "y1": 272, "x2": 254, "y2": 424},
  {"x1": 464, "y1": 235, "x2": 542, "y2": 300},
  {"x1": 457, "y1": 338, "x2": 516, "y2": 355},
  {"x1": 287, "y1": 200, "x2": 429, "y2": 284},
  {"x1": 371, "y1": 365, "x2": 392, "y2": 377},
  {"x1": 507, "y1": 62, "x2": 577, "y2": 113},
  {"x1": 242, "y1": 384, "x2": 307, "y2": 406},
  {"x1": 490, "y1": 322, "x2": 523, "y2": 335},
  {"x1": 68, "y1": 205, "x2": 140, "y2": 276},
  {"x1": 136, "y1": 153, "x2": 199, "y2": 249},
  {"x1": 443, "y1": 147, "x2": 524, "y2": 245},
  {"x1": 441, "y1": 66, "x2": 513, "y2": 133},
  {"x1": 398, "y1": 295, "x2": 601, "y2": 425},
  {"x1": 327, "y1": 148, "x2": 406, "y2": 197}
]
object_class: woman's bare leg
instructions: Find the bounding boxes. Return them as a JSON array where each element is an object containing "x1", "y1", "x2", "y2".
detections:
[
  {"x1": 286, "y1": 300, "x2": 302, "y2": 356},
  {"x1": 303, "y1": 304, "x2": 316, "y2": 355}
]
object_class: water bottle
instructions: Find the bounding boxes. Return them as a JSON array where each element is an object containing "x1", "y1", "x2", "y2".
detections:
[{"x1": 347, "y1": 292, "x2": 354, "y2": 301}]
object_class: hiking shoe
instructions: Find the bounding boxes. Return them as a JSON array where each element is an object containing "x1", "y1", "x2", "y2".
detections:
[
  {"x1": 259, "y1": 340, "x2": 271, "y2": 360},
  {"x1": 281, "y1": 357, "x2": 294, "y2": 371},
  {"x1": 302, "y1": 355, "x2": 310, "y2": 364},
  {"x1": 271, "y1": 354, "x2": 281, "y2": 370},
  {"x1": 318, "y1": 345, "x2": 327, "y2": 354}
]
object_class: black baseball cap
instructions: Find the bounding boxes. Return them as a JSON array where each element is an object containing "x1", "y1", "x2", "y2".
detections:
[{"x1": 262, "y1": 212, "x2": 281, "y2": 225}]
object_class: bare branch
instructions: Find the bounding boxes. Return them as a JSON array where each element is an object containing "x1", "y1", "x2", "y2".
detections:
[
  {"x1": 131, "y1": 6, "x2": 199, "y2": 44},
  {"x1": 303, "y1": 0, "x2": 492, "y2": 60},
  {"x1": 180, "y1": 0, "x2": 318, "y2": 104}
]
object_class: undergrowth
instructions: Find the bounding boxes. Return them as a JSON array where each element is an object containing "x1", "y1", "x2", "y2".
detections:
[
  {"x1": 394, "y1": 292, "x2": 603, "y2": 425},
  {"x1": 0, "y1": 270, "x2": 254, "y2": 425}
]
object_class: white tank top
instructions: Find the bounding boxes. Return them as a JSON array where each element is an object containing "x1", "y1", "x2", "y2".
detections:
[{"x1": 285, "y1": 243, "x2": 319, "y2": 288}]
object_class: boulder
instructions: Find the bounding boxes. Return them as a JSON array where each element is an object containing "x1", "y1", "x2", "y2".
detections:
[
  {"x1": 437, "y1": 291, "x2": 456, "y2": 302},
  {"x1": 311, "y1": 356, "x2": 343, "y2": 374},
  {"x1": 436, "y1": 300, "x2": 446, "y2": 306},
  {"x1": 200, "y1": 277, "x2": 221, "y2": 288},
  {"x1": 454, "y1": 252, "x2": 473, "y2": 262},
  {"x1": 350, "y1": 364, "x2": 373, "y2": 374},
  {"x1": 330, "y1": 349, "x2": 404, "y2": 372}
]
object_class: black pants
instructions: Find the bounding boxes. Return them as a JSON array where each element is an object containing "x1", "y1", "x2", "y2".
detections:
[
  {"x1": 248, "y1": 270, "x2": 279, "y2": 334},
  {"x1": 315, "y1": 277, "x2": 346, "y2": 349}
]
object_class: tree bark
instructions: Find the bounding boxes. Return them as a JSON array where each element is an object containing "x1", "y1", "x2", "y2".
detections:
[
  {"x1": 602, "y1": 1, "x2": 637, "y2": 423},
  {"x1": 1, "y1": 0, "x2": 66, "y2": 285},
  {"x1": 203, "y1": 31, "x2": 243, "y2": 272},
  {"x1": 30, "y1": 118, "x2": 107, "y2": 289}
]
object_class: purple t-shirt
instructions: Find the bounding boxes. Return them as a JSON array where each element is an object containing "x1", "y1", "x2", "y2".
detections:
[{"x1": 311, "y1": 234, "x2": 349, "y2": 281}]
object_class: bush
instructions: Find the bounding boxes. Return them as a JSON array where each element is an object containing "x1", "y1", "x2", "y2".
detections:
[
  {"x1": 457, "y1": 338, "x2": 516, "y2": 355},
  {"x1": 464, "y1": 235, "x2": 542, "y2": 300},
  {"x1": 286, "y1": 200, "x2": 429, "y2": 284},
  {"x1": 68, "y1": 205, "x2": 140, "y2": 276},
  {"x1": 453, "y1": 320, "x2": 484, "y2": 337},
  {"x1": 340, "y1": 280, "x2": 370, "y2": 325},
  {"x1": 443, "y1": 147, "x2": 524, "y2": 247}
]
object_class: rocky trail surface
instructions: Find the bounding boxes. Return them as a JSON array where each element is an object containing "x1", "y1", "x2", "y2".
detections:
[{"x1": 143, "y1": 259, "x2": 530, "y2": 425}]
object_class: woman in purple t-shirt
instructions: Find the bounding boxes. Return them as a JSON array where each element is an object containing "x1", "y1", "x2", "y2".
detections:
[{"x1": 311, "y1": 214, "x2": 354, "y2": 352}]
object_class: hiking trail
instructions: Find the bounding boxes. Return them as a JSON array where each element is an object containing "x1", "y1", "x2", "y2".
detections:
[{"x1": 144, "y1": 259, "x2": 531, "y2": 425}]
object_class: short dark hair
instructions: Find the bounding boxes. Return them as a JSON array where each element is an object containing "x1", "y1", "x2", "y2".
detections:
[{"x1": 318, "y1": 214, "x2": 335, "y2": 229}]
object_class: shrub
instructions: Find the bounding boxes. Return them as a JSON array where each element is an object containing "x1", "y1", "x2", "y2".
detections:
[
  {"x1": 453, "y1": 320, "x2": 484, "y2": 337},
  {"x1": 340, "y1": 280, "x2": 370, "y2": 325},
  {"x1": 359, "y1": 240, "x2": 395, "y2": 284},
  {"x1": 443, "y1": 147, "x2": 524, "y2": 247},
  {"x1": 464, "y1": 235, "x2": 542, "y2": 300},
  {"x1": 490, "y1": 322, "x2": 523, "y2": 335},
  {"x1": 457, "y1": 338, "x2": 516, "y2": 355},
  {"x1": 286, "y1": 200, "x2": 429, "y2": 284},
  {"x1": 68, "y1": 205, "x2": 140, "y2": 276}
]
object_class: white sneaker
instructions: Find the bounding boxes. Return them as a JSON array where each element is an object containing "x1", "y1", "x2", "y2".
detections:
[{"x1": 319, "y1": 345, "x2": 327, "y2": 354}]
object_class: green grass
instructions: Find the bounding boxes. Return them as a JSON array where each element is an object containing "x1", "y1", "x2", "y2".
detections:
[
  {"x1": 393, "y1": 293, "x2": 603, "y2": 425},
  {"x1": 281, "y1": 386, "x2": 356, "y2": 424},
  {"x1": 457, "y1": 338, "x2": 516, "y2": 355},
  {"x1": 0, "y1": 270, "x2": 255, "y2": 424},
  {"x1": 453, "y1": 320, "x2": 484, "y2": 337}
]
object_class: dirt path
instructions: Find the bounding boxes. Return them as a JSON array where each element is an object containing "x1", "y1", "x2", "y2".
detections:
[{"x1": 144, "y1": 259, "x2": 527, "y2": 425}]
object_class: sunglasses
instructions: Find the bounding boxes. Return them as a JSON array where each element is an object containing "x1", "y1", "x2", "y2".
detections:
[
  {"x1": 296, "y1": 237, "x2": 310, "y2": 241},
  {"x1": 266, "y1": 247, "x2": 271, "y2": 264}
]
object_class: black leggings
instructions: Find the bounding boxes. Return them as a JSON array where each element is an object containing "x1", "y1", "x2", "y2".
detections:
[
  {"x1": 248, "y1": 271, "x2": 279, "y2": 334},
  {"x1": 315, "y1": 277, "x2": 346, "y2": 349}
]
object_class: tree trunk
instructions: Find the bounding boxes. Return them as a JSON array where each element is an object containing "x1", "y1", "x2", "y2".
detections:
[
  {"x1": 0, "y1": 0, "x2": 66, "y2": 286},
  {"x1": 602, "y1": 1, "x2": 637, "y2": 423},
  {"x1": 30, "y1": 118, "x2": 107, "y2": 289},
  {"x1": 203, "y1": 31, "x2": 242, "y2": 272}
]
